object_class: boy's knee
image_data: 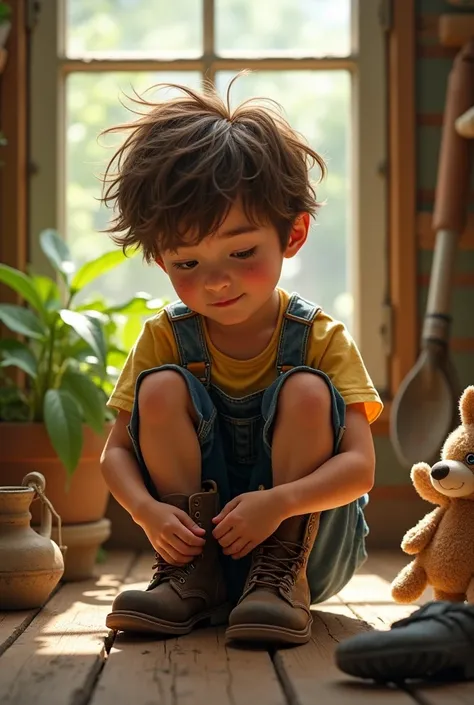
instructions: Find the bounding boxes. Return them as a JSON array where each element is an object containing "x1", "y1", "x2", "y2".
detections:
[
  {"x1": 279, "y1": 372, "x2": 331, "y2": 420},
  {"x1": 138, "y1": 370, "x2": 190, "y2": 421}
]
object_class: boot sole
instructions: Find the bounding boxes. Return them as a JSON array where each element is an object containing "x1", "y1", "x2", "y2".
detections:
[
  {"x1": 106, "y1": 603, "x2": 231, "y2": 635},
  {"x1": 225, "y1": 621, "x2": 312, "y2": 645},
  {"x1": 335, "y1": 641, "x2": 474, "y2": 682}
]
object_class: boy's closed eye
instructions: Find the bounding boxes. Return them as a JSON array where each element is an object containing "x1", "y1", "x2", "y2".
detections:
[
  {"x1": 172, "y1": 260, "x2": 198, "y2": 270},
  {"x1": 171, "y1": 246, "x2": 257, "y2": 270},
  {"x1": 232, "y1": 246, "x2": 257, "y2": 260}
]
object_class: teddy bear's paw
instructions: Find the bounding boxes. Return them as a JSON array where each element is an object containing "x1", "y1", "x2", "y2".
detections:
[
  {"x1": 411, "y1": 463, "x2": 448, "y2": 504},
  {"x1": 401, "y1": 528, "x2": 424, "y2": 555},
  {"x1": 410, "y1": 462, "x2": 431, "y2": 484},
  {"x1": 391, "y1": 560, "x2": 428, "y2": 604},
  {"x1": 400, "y1": 508, "x2": 443, "y2": 554}
]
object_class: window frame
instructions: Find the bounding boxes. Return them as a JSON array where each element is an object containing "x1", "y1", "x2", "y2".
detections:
[{"x1": 28, "y1": 0, "x2": 392, "y2": 427}]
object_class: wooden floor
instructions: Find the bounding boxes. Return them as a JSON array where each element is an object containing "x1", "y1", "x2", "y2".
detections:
[{"x1": 1, "y1": 550, "x2": 473, "y2": 705}]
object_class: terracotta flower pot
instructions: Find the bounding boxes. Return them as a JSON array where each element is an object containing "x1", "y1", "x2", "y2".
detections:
[{"x1": 0, "y1": 422, "x2": 111, "y2": 525}]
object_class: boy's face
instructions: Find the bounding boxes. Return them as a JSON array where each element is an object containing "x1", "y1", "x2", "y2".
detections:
[{"x1": 156, "y1": 203, "x2": 308, "y2": 326}]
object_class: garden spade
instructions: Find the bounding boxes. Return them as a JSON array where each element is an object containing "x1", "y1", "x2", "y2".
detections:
[{"x1": 390, "y1": 38, "x2": 474, "y2": 467}]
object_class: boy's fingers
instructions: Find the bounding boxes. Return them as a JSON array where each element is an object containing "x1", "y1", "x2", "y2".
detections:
[
  {"x1": 212, "y1": 517, "x2": 232, "y2": 540},
  {"x1": 223, "y1": 537, "x2": 246, "y2": 555},
  {"x1": 215, "y1": 526, "x2": 236, "y2": 546},
  {"x1": 212, "y1": 497, "x2": 239, "y2": 523},
  {"x1": 232, "y1": 542, "x2": 254, "y2": 560},
  {"x1": 158, "y1": 547, "x2": 189, "y2": 566},
  {"x1": 176, "y1": 511, "x2": 206, "y2": 542},
  {"x1": 169, "y1": 534, "x2": 203, "y2": 557},
  {"x1": 175, "y1": 525, "x2": 206, "y2": 549}
]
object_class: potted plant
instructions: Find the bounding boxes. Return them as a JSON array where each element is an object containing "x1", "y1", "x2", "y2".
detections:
[{"x1": 0, "y1": 229, "x2": 164, "y2": 578}]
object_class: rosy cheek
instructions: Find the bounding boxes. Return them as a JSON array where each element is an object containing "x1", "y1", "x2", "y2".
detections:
[
  {"x1": 239, "y1": 260, "x2": 276, "y2": 284},
  {"x1": 169, "y1": 272, "x2": 199, "y2": 301}
]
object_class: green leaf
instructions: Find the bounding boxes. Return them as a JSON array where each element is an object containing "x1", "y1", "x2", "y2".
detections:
[
  {"x1": 59, "y1": 309, "x2": 106, "y2": 368},
  {"x1": 31, "y1": 274, "x2": 61, "y2": 310},
  {"x1": 108, "y1": 292, "x2": 165, "y2": 316},
  {"x1": 76, "y1": 298, "x2": 107, "y2": 313},
  {"x1": 43, "y1": 389, "x2": 83, "y2": 478},
  {"x1": 60, "y1": 368, "x2": 105, "y2": 434},
  {"x1": 0, "y1": 264, "x2": 46, "y2": 316},
  {"x1": 0, "y1": 339, "x2": 38, "y2": 378},
  {"x1": 70, "y1": 250, "x2": 128, "y2": 293},
  {"x1": 0, "y1": 304, "x2": 46, "y2": 338},
  {"x1": 107, "y1": 347, "x2": 128, "y2": 368},
  {"x1": 40, "y1": 229, "x2": 75, "y2": 284}
]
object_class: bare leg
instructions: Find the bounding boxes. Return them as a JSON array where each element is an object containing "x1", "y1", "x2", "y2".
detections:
[
  {"x1": 271, "y1": 373, "x2": 333, "y2": 487},
  {"x1": 224, "y1": 373, "x2": 334, "y2": 645},
  {"x1": 433, "y1": 589, "x2": 465, "y2": 602},
  {"x1": 138, "y1": 370, "x2": 201, "y2": 496}
]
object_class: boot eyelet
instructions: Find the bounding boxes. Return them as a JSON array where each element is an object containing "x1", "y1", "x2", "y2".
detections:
[
  {"x1": 197, "y1": 522, "x2": 202, "y2": 527},
  {"x1": 193, "y1": 499, "x2": 200, "y2": 507},
  {"x1": 179, "y1": 577, "x2": 186, "y2": 584},
  {"x1": 195, "y1": 511, "x2": 200, "y2": 518}
]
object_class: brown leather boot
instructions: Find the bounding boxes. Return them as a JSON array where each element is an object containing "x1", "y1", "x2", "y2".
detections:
[
  {"x1": 225, "y1": 513, "x2": 320, "y2": 644},
  {"x1": 106, "y1": 481, "x2": 230, "y2": 634}
]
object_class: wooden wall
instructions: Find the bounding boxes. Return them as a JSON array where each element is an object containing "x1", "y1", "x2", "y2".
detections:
[
  {"x1": 0, "y1": 0, "x2": 27, "y2": 285},
  {"x1": 365, "y1": 0, "x2": 474, "y2": 546},
  {"x1": 416, "y1": 0, "x2": 474, "y2": 387}
]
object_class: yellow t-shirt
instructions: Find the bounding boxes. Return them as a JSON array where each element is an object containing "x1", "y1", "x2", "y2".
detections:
[{"x1": 108, "y1": 289, "x2": 383, "y2": 424}]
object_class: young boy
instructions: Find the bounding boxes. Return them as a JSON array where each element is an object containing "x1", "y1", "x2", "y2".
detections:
[{"x1": 100, "y1": 80, "x2": 383, "y2": 645}]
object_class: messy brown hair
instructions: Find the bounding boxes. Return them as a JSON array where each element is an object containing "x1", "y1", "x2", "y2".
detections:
[{"x1": 100, "y1": 76, "x2": 326, "y2": 262}]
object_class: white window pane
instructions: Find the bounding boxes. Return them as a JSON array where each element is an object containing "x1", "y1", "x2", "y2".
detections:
[
  {"x1": 65, "y1": 72, "x2": 202, "y2": 306},
  {"x1": 216, "y1": 71, "x2": 352, "y2": 330},
  {"x1": 215, "y1": 0, "x2": 351, "y2": 57},
  {"x1": 65, "y1": 0, "x2": 203, "y2": 58}
]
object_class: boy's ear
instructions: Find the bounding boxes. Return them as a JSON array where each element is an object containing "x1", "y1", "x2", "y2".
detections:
[{"x1": 284, "y1": 213, "x2": 309, "y2": 258}]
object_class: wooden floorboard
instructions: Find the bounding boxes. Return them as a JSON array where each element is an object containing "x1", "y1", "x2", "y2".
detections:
[
  {"x1": 274, "y1": 603, "x2": 417, "y2": 704},
  {"x1": 338, "y1": 551, "x2": 428, "y2": 629},
  {"x1": 1, "y1": 550, "x2": 474, "y2": 704},
  {"x1": 0, "y1": 606, "x2": 42, "y2": 657},
  {"x1": 93, "y1": 553, "x2": 286, "y2": 705},
  {"x1": 0, "y1": 550, "x2": 134, "y2": 705}
]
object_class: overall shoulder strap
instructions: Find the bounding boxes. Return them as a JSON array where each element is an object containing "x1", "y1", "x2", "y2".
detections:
[
  {"x1": 276, "y1": 293, "x2": 321, "y2": 373},
  {"x1": 165, "y1": 302, "x2": 211, "y2": 385}
]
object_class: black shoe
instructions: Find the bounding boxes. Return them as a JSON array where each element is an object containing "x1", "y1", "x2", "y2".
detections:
[{"x1": 335, "y1": 601, "x2": 474, "y2": 683}]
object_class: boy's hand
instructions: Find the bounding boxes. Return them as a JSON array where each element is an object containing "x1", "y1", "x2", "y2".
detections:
[
  {"x1": 137, "y1": 500, "x2": 206, "y2": 566},
  {"x1": 212, "y1": 489, "x2": 285, "y2": 560}
]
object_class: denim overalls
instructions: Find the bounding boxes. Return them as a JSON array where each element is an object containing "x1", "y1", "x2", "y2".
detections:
[{"x1": 129, "y1": 293, "x2": 369, "y2": 605}]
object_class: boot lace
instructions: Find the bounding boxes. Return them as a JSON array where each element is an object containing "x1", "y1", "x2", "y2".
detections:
[
  {"x1": 247, "y1": 538, "x2": 304, "y2": 592},
  {"x1": 148, "y1": 552, "x2": 197, "y2": 588}
]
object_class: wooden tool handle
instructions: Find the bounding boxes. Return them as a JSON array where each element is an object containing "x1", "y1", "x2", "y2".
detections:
[
  {"x1": 433, "y1": 40, "x2": 474, "y2": 233},
  {"x1": 439, "y1": 15, "x2": 474, "y2": 47}
]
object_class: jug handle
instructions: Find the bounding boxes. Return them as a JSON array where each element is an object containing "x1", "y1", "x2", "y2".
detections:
[{"x1": 22, "y1": 472, "x2": 66, "y2": 554}]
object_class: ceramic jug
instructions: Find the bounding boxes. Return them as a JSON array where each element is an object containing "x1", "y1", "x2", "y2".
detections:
[{"x1": 0, "y1": 471, "x2": 65, "y2": 609}]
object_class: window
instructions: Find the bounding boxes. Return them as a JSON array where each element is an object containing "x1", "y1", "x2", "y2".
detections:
[{"x1": 29, "y1": 0, "x2": 387, "y2": 391}]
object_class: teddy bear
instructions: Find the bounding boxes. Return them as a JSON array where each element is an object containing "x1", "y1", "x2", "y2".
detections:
[{"x1": 391, "y1": 385, "x2": 474, "y2": 604}]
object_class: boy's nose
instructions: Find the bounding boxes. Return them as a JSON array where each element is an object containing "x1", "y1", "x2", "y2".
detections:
[{"x1": 204, "y1": 272, "x2": 231, "y2": 292}]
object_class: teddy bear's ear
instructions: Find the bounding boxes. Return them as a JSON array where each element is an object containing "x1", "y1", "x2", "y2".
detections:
[{"x1": 459, "y1": 386, "x2": 474, "y2": 426}]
